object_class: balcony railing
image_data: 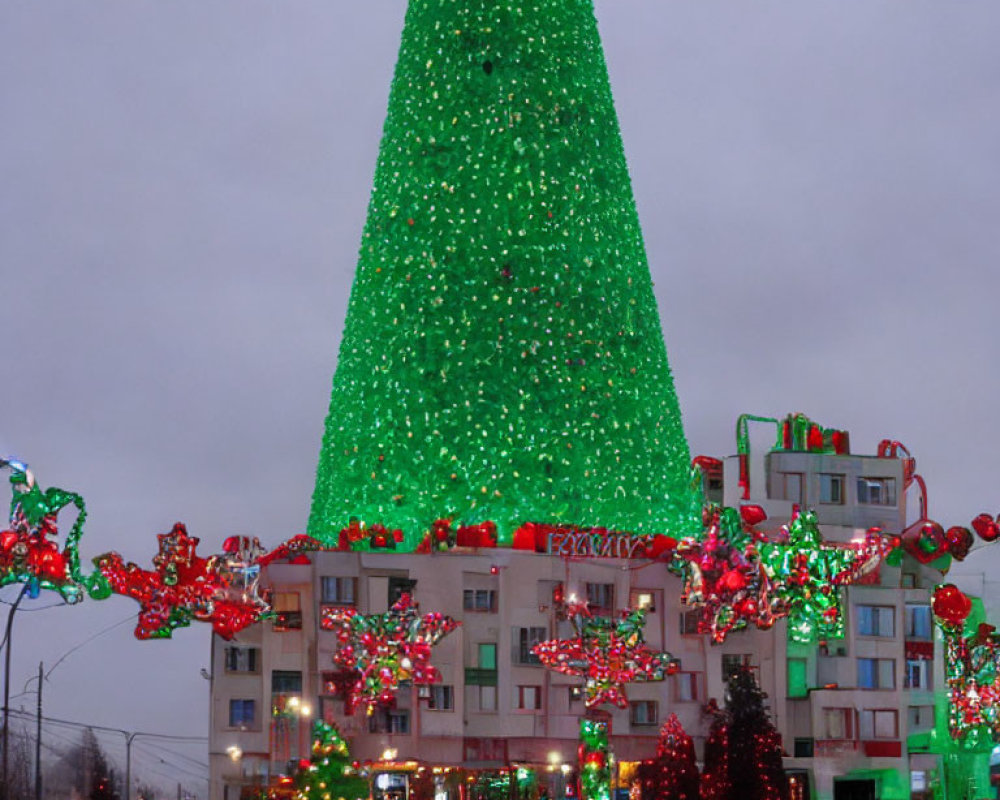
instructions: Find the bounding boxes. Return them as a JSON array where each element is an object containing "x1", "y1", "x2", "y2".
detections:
[{"x1": 465, "y1": 668, "x2": 498, "y2": 686}]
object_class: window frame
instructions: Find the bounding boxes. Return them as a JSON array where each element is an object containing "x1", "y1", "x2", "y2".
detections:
[
  {"x1": 513, "y1": 626, "x2": 547, "y2": 665},
  {"x1": 856, "y1": 605, "x2": 896, "y2": 638},
  {"x1": 673, "y1": 671, "x2": 700, "y2": 703},
  {"x1": 228, "y1": 699, "x2": 257, "y2": 729},
  {"x1": 860, "y1": 708, "x2": 899, "y2": 740},
  {"x1": 320, "y1": 576, "x2": 357, "y2": 606},
  {"x1": 856, "y1": 477, "x2": 897, "y2": 506},
  {"x1": 586, "y1": 583, "x2": 615, "y2": 614},
  {"x1": 629, "y1": 700, "x2": 659, "y2": 727},
  {"x1": 463, "y1": 589, "x2": 498, "y2": 613},
  {"x1": 224, "y1": 646, "x2": 260, "y2": 674},
  {"x1": 821, "y1": 707, "x2": 854, "y2": 741},
  {"x1": 427, "y1": 685, "x2": 454, "y2": 711},
  {"x1": 515, "y1": 684, "x2": 542, "y2": 711},
  {"x1": 818, "y1": 473, "x2": 845, "y2": 505},
  {"x1": 857, "y1": 657, "x2": 896, "y2": 690}
]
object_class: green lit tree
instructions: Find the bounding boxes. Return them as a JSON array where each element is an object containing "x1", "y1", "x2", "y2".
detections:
[
  {"x1": 309, "y1": 0, "x2": 701, "y2": 546},
  {"x1": 296, "y1": 721, "x2": 368, "y2": 800}
]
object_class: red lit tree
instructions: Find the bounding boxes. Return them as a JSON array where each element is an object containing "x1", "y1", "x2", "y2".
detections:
[
  {"x1": 638, "y1": 714, "x2": 698, "y2": 800},
  {"x1": 699, "y1": 667, "x2": 788, "y2": 800}
]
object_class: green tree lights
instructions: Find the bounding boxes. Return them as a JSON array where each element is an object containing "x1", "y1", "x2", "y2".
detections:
[{"x1": 309, "y1": 0, "x2": 700, "y2": 546}]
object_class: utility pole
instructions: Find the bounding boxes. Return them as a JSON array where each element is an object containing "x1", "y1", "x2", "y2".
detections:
[
  {"x1": 34, "y1": 662, "x2": 41, "y2": 800},
  {"x1": 1, "y1": 584, "x2": 29, "y2": 800}
]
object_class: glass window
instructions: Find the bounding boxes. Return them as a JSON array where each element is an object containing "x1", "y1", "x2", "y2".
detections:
[
  {"x1": 478, "y1": 643, "x2": 497, "y2": 670},
  {"x1": 630, "y1": 590, "x2": 656, "y2": 612},
  {"x1": 463, "y1": 589, "x2": 497, "y2": 612},
  {"x1": 860, "y1": 709, "x2": 898, "y2": 739},
  {"x1": 479, "y1": 686, "x2": 497, "y2": 712},
  {"x1": 905, "y1": 659, "x2": 931, "y2": 690},
  {"x1": 721, "y1": 654, "x2": 753, "y2": 681},
  {"x1": 908, "y1": 705, "x2": 933, "y2": 732},
  {"x1": 568, "y1": 686, "x2": 583, "y2": 705},
  {"x1": 225, "y1": 647, "x2": 259, "y2": 673},
  {"x1": 819, "y1": 474, "x2": 845, "y2": 504},
  {"x1": 858, "y1": 658, "x2": 896, "y2": 689},
  {"x1": 513, "y1": 627, "x2": 546, "y2": 665},
  {"x1": 857, "y1": 605, "x2": 895, "y2": 638},
  {"x1": 321, "y1": 577, "x2": 356, "y2": 605},
  {"x1": 905, "y1": 605, "x2": 932, "y2": 639},
  {"x1": 271, "y1": 670, "x2": 303, "y2": 694},
  {"x1": 388, "y1": 576, "x2": 416, "y2": 605},
  {"x1": 680, "y1": 609, "x2": 701, "y2": 635},
  {"x1": 630, "y1": 700, "x2": 658, "y2": 726},
  {"x1": 674, "y1": 672, "x2": 699, "y2": 702},
  {"x1": 428, "y1": 685, "x2": 454, "y2": 711},
  {"x1": 822, "y1": 708, "x2": 852, "y2": 740},
  {"x1": 857, "y1": 477, "x2": 897, "y2": 506},
  {"x1": 779, "y1": 473, "x2": 803, "y2": 504},
  {"x1": 586, "y1": 583, "x2": 614, "y2": 612},
  {"x1": 229, "y1": 699, "x2": 256, "y2": 728},
  {"x1": 515, "y1": 685, "x2": 541, "y2": 710},
  {"x1": 273, "y1": 592, "x2": 302, "y2": 631}
]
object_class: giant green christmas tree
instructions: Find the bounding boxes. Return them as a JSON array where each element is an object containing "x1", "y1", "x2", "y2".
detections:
[{"x1": 310, "y1": 0, "x2": 700, "y2": 545}]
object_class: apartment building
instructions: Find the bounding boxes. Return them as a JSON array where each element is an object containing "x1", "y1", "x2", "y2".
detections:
[{"x1": 208, "y1": 421, "x2": 940, "y2": 800}]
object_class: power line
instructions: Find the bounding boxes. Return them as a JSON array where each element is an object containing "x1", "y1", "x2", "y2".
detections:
[{"x1": 4, "y1": 709, "x2": 207, "y2": 742}]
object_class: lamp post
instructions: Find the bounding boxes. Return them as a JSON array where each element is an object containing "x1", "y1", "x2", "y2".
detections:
[{"x1": 1, "y1": 584, "x2": 29, "y2": 800}]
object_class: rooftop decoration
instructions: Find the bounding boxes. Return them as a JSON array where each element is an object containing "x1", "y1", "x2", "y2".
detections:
[{"x1": 308, "y1": 0, "x2": 701, "y2": 547}]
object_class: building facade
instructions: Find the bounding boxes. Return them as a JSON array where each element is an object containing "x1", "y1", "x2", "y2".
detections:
[{"x1": 208, "y1": 421, "x2": 943, "y2": 800}]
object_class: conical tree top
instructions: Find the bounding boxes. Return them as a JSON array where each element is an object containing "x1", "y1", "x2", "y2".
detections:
[{"x1": 309, "y1": 0, "x2": 700, "y2": 545}]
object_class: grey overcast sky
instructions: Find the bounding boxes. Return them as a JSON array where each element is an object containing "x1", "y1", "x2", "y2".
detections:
[{"x1": 2, "y1": 0, "x2": 999, "y2": 789}]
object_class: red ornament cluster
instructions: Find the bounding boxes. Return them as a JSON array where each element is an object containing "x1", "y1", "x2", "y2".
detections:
[{"x1": 321, "y1": 593, "x2": 460, "y2": 714}]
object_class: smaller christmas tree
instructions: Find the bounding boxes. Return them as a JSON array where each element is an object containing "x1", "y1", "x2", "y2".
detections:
[
  {"x1": 296, "y1": 721, "x2": 368, "y2": 800},
  {"x1": 698, "y1": 710, "x2": 729, "y2": 800},
  {"x1": 644, "y1": 714, "x2": 699, "y2": 800},
  {"x1": 699, "y1": 668, "x2": 789, "y2": 800}
]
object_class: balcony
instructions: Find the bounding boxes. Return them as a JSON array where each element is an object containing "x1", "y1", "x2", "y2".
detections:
[
  {"x1": 465, "y1": 668, "x2": 498, "y2": 686},
  {"x1": 862, "y1": 740, "x2": 902, "y2": 758}
]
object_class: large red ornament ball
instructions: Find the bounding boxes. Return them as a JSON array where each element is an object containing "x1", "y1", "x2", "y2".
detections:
[
  {"x1": 946, "y1": 526, "x2": 974, "y2": 561},
  {"x1": 971, "y1": 513, "x2": 1000, "y2": 542},
  {"x1": 932, "y1": 584, "x2": 972, "y2": 629}
]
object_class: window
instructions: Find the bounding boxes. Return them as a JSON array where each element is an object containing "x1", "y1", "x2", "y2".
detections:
[
  {"x1": 857, "y1": 658, "x2": 896, "y2": 689},
  {"x1": 857, "y1": 605, "x2": 895, "y2": 638},
  {"x1": 778, "y1": 472, "x2": 804, "y2": 505},
  {"x1": 586, "y1": 583, "x2": 614, "y2": 614},
  {"x1": 225, "y1": 647, "x2": 259, "y2": 673},
  {"x1": 822, "y1": 707, "x2": 853, "y2": 740},
  {"x1": 857, "y1": 477, "x2": 897, "y2": 506},
  {"x1": 901, "y1": 572, "x2": 917, "y2": 589},
  {"x1": 513, "y1": 627, "x2": 546, "y2": 665},
  {"x1": 905, "y1": 605, "x2": 932, "y2": 639},
  {"x1": 630, "y1": 700, "x2": 658, "y2": 726},
  {"x1": 819, "y1": 473, "x2": 845, "y2": 504},
  {"x1": 630, "y1": 590, "x2": 656, "y2": 613},
  {"x1": 860, "y1": 709, "x2": 898, "y2": 739},
  {"x1": 680, "y1": 609, "x2": 701, "y2": 636},
  {"x1": 674, "y1": 672, "x2": 699, "y2": 702},
  {"x1": 905, "y1": 659, "x2": 931, "y2": 690},
  {"x1": 229, "y1": 699, "x2": 256, "y2": 728},
  {"x1": 479, "y1": 685, "x2": 497, "y2": 712},
  {"x1": 908, "y1": 705, "x2": 933, "y2": 732},
  {"x1": 368, "y1": 710, "x2": 409, "y2": 734},
  {"x1": 388, "y1": 576, "x2": 417, "y2": 605},
  {"x1": 793, "y1": 738, "x2": 814, "y2": 758},
  {"x1": 515, "y1": 685, "x2": 542, "y2": 710},
  {"x1": 463, "y1": 589, "x2": 497, "y2": 613},
  {"x1": 321, "y1": 577, "x2": 357, "y2": 606},
  {"x1": 568, "y1": 686, "x2": 583, "y2": 705},
  {"x1": 428, "y1": 685, "x2": 454, "y2": 711},
  {"x1": 273, "y1": 592, "x2": 302, "y2": 631},
  {"x1": 787, "y1": 658, "x2": 808, "y2": 698},
  {"x1": 271, "y1": 670, "x2": 303, "y2": 694},
  {"x1": 479, "y1": 643, "x2": 497, "y2": 670},
  {"x1": 721, "y1": 654, "x2": 753, "y2": 682}
]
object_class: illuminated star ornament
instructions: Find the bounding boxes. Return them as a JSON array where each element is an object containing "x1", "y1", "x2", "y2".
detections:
[
  {"x1": 532, "y1": 595, "x2": 678, "y2": 708},
  {"x1": 0, "y1": 457, "x2": 88, "y2": 603},
  {"x1": 321, "y1": 593, "x2": 459, "y2": 714},
  {"x1": 93, "y1": 523, "x2": 277, "y2": 640},
  {"x1": 670, "y1": 505, "x2": 896, "y2": 644},
  {"x1": 931, "y1": 583, "x2": 1000, "y2": 745}
]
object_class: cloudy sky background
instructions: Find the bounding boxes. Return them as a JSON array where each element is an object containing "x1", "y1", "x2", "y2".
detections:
[{"x1": 2, "y1": 1, "x2": 999, "y2": 793}]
